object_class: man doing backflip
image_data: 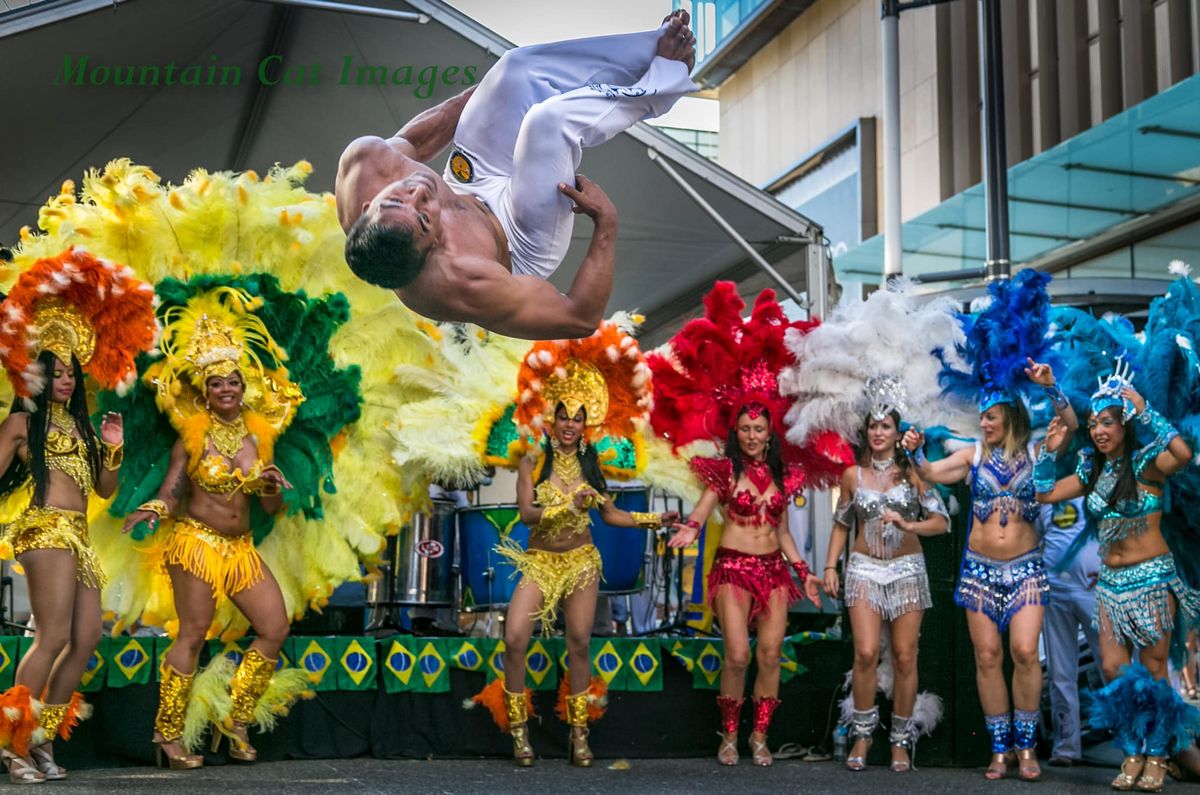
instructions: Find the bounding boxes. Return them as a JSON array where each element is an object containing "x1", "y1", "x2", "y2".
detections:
[{"x1": 336, "y1": 12, "x2": 697, "y2": 339}]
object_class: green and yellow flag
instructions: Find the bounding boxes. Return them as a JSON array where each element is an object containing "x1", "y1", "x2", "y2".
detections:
[
  {"x1": 77, "y1": 636, "x2": 108, "y2": 692},
  {"x1": 106, "y1": 637, "x2": 153, "y2": 687},
  {"x1": 381, "y1": 637, "x2": 417, "y2": 693},
  {"x1": 0, "y1": 637, "x2": 18, "y2": 690},
  {"x1": 625, "y1": 639, "x2": 663, "y2": 691},
  {"x1": 336, "y1": 638, "x2": 377, "y2": 690},
  {"x1": 292, "y1": 637, "x2": 338, "y2": 691}
]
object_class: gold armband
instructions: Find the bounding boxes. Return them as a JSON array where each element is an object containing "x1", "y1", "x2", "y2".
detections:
[
  {"x1": 630, "y1": 511, "x2": 661, "y2": 530},
  {"x1": 137, "y1": 499, "x2": 170, "y2": 519},
  {"x1": 102, "y1": 441, "x2": 124, "y2": 470}
]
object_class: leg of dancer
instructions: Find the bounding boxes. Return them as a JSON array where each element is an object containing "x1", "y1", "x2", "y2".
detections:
[
  {"x1": 889, "y1": 609, "x2": 924, "y2": 771},
  {"x1": 966, "y1": 610, "x2": 1013, "y2": 780},
  {"x1": 560, "y1": 577, "x2": 602, "y2": 766},
  {"x1": 749, "y1": 590, "x2": 790, "y2": 767},
  {"x1": 846, "y1": 603, "x2": 882, "y2": 771},
  {"x1": 154, "y1": 564, "x2": 213, "y2": 769},
  {"x1": 502, "y1": 578, "x2": 544, "y2": 766},
  {"x1": 1008, "y1": 602, "x2": 1046, "y2": 781}
]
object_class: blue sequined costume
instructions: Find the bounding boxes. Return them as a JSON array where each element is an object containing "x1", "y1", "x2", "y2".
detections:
[{"x1": 954, "y1": 443, "x2": 1049, "y2": 631}]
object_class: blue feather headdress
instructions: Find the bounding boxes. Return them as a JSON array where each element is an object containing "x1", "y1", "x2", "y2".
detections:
[
  {"x1": 1047, "y1": 307, "x2": 1142, "y2": 419},
  {"x1": 938, "y1": 269, "x2": 1058, "y2": 413}
]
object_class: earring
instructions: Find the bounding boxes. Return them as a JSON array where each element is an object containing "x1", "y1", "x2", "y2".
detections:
[
  {"x1": 205, "y1": 400, "x2": 211, "y2": 410},
  {"x1": 550, "y1": 437, "x2": 560, "y2": 452},
  {"x1": 579, "y1": 438, "x2": 588, "y2": 453}
]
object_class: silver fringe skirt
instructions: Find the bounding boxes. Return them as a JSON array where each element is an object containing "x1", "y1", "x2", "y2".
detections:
[
  {"x1": 1095, "y1": 553, "x2": 1200, "y2": 647},
  {"x1": 843, "y1": 552, "x2": 933, "y2": 621}
]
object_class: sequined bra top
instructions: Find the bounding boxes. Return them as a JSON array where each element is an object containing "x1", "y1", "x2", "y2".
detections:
[
  {"x1": 532, "y1": 479, "x2": 606, "y2": 539},
  {"x1": 690, "y1": 457, "x2": 802, "y2": 529},
  {"x1": 1077, "y1": 446, "x2": 1163, "y2": 554},
  {"x1": 45, "y1": 429, "x2": 93, "y2": 495},
  {"x1": 970, "y1": 442, "x2": 1038, "y2": 527},
  {"x1": 834, "y1": 467, "x2": 948, "y2": 558},
  {"x1": 192, "y1": 454, "x2": 267, "y2": 496}
]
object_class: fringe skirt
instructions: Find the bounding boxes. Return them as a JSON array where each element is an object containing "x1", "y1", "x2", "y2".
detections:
[
  {"x1": 5, "y1": 505, "x2": 105, "y2": 590},
  {"x1": 844, "y1": 551, "x2": 932, "y2": 621},
  {"x1": 954, "y1": 546, "x2": 1048, "y2": 631},
  {"x1": 153, "y1": 517, "x2": 265, "y2": 602},
  {"x1": 708, "y1": 546, "x2": 800, "y2": 626},
  {"x1": 1095, "y1": 553, "x2": 1200, "y2": 648},
  {"x1": 496, "y1": 540, "x2": 602, "y2": 630}
]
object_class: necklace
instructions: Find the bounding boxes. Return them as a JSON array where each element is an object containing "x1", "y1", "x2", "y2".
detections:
[
  {"x1": 870, "y1": 457, "x2": 895, "y2": 473},
  {"x1": 208, "y1": 412, "x2": 249, "y2": 459},
  {"x1": 743, "y1": 457, "x2": 773, "y2": 494},
  {"x1": 552, "y1": 451, "x2": 583, "y2": 486},
  {"x1": 49, "y1": 402, "x2": 76, "y2": 435}
]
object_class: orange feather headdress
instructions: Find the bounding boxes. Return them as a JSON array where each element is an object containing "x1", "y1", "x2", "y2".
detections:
[{"x1": 0, "y1": 247, "x2": 157, "y2": 402}]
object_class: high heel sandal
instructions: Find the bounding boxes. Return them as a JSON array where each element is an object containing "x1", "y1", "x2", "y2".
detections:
[
  {"x1": 717, "y1": 733, "x2": 738, "y2": 766},
  {"x1": 210, "y1": 721, "x2": 256, "y2": 762},
  {"x1": 569, "y1": 726, "x2": 593, "y2": 768},
  {"x1": 748, "y1": 696, "x2": 779, "y2": 768},
  {"x1": 1113, "y1": 755, "x2": 1146, "y2": 791},
  {"x1": 749, "y1": 733, "x2": 772, "y2": 767},
  {"x1": 716, "y1": 695, "x2": 743, "y2": 766},
  {"x1": 29, "y1": 745, "x2": 65, "y2": 781},
  {"x1": 984, "y1": 752, "x2": 1009, "y2": 780},
  {"x1": 1016, "y1": 748, "x2": 1042, "y2": 781},
  {"x1": 2, "y1": 750, "x2": 45, "y2": 785},
  {"x1": 153, "y1": 738, "x2": 203, "y2": 771},
  {"x1": 509, "y1": 723, "x2": 534, "y2": 767},
  {"x1": 153, "y1": 663, "x2": 203, "y2": 770},
  {"x1": 502, "y1": 686, "x2": 534, "y2": 767},
  {"x1": 889, "y1": 716, "x2": 914, "y2": 773},
  {"x1": 846, "y1": 707, "x2": 879, "y2": 772},
  {"x1": 1136, "y1": 757, "x2": 1169, "y2": 792}
]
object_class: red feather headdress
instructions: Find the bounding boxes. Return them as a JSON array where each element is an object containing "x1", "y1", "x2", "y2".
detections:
[
  {"x1": 647, "y1": 282, "x2": 850, "y2": 493},
  {"x1": 0, "y1": 247, "x2": 158, "y2": 401}
]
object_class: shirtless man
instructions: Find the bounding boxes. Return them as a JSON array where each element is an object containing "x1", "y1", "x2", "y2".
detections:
[{"x1": 336, "y1": 12, "x2": 696, "y2": 339}]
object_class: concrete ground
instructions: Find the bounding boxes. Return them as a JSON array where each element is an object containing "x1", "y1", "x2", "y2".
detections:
[{"x1": 38, "y1": 756, "x2": 1131, "y2": 794}]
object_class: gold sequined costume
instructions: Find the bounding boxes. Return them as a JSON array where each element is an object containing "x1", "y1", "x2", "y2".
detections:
[
  {"x1": 6, "y1": 506, "x2": 104, "y2": 590},
  {"x1": 150, "y1": 518, "x2": 265, "y2": 602}
]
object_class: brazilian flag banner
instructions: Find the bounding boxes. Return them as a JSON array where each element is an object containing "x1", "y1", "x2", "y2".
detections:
[
  {"x1": 107, "y1": 637, "x2": 154, "y2": 688},
  {"x1": 689, "y1": 638, "x2": 724, "y2": 690},
  {"x1": 381, "y1": 637, "x2": 418, "y2": 694},
  {"x1": 483, "y1": 638, "x2": 505, "y2": 682},
  {"x1": 589, "y1": 638, "x2": 626, "y2": 690},
  {"x1": 78, "y1": 636, "x2": 110, "y2": 692},
  {"x1": 523, "y1": 637, "x2": 558, "y2": 691},
  {"x1": 0, "y1": 636, "x2": 18, "y2": 690},
  {"x1": 153, "y1": 637, "x2": 174, "y2": 679},
  {"x1": 413, "y1": 638, "x2": 451, "y2": 693},
  {"x1": 779, "y1": 639, "x2": 809, "y2": 684},
  {"x1": 624, "y1": 638, "x2": 663, "y2": 692},
  {"x1": 292, "y1": 637, "x2": 339, "y2": 691},
  {"x1": 207, "y1": 638, "x2": 251, "y2": 668},
  {"x1": 336, "y1": 637, "x2": 376, "y2": 690},
  {"x1": 447, "y1": 639, "x2": 487, "y2": 675}
]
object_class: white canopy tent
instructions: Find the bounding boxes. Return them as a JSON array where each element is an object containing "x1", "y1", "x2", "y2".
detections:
[{"x1": 0, "y1": 0, "x2": 830, "y2": 343}]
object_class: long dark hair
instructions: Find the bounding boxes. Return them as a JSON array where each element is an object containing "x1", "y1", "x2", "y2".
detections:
[
  {"x1": 726, "y1": 405, "x2": 785, "y2": 492},
  {"x1": 856, "y1": 410, "x2": 913, "y2": 483},
  {"x1": 1087, "y1": 407, "x2": 1141, "y2": 509},
  {"x1": 536, "y1": 404, "x2": 608, "y2": 496},
  {"x1": 0, "y1": 351, "x2": 101, "y2": 505}
]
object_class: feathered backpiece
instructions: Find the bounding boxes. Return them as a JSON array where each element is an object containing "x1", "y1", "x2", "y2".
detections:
[
  {"x1": 938, "y1": 269, "x2": 1057, "y2": 413},
  {"x1": 0, "y1": 247, "x2": 157, "y2": 402},
  {"x1": 648, "y1": 281, "x2": 850, "y2": 490},
  {"x1": 1047, "y1": 307, "x2": 1142, "y2": 420},
  {"x1": 780, "y1": 277, "x2": 972, "y2": 446},
  {"x1": 514, "y1": 316, "x2": 652, "y2": 443}
]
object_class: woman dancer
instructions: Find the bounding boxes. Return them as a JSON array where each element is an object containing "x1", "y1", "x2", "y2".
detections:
[
  {"x1": 0, "y1": 249, "x2": 155, "y2": 782},
  {"x1": 121, "y1": 289, "x2": 309, "y2": 768},
  {"x1": 475, "y1": 320, "x2": 672, "y2": 767},
  {"x1": 648, "y1": 282, "x2": 849, "y2": 767},
  {"x1": 824, "y1": 379, "x2": 949, "y2": 772},
  {"x1": 1037, "y1": 360, "x2": 1199, "y2": 792},
  {"x1": 902, "y1": 270, "x2": 1075, "y2": 781}
]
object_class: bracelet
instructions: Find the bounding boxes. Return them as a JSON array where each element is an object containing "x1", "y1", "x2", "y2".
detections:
[
  {"x1": 906, "y1": 447, "x2": 927, "y2": 468},
  {"x1": 1033, "y1": 447, "x2": 1057, "y2": 494},
  {"x1": 137, "y1": 499, "x2": 170, "y2": 519},
  {"x1": 790, "y1": 559, "x2": 810, "y2": 580},
  {"x1": 630, "y1": 511, "x2": 661, "y2": 530},
  {"x1": 824, "y1": 566, "x2": 837, "y2": 571},
  {"x1": 101, "y1": 441, "x2": 123, "y2": 471},
  {"x1": 1042, "y1": 383, "x2": 1068, "y2": 410},
  {"x1": 681, "y1": 518, "x2": 701, "y2": 531},
  {"x1": 1137, "y1": 403, "x2": 1180, "y2": 449}
]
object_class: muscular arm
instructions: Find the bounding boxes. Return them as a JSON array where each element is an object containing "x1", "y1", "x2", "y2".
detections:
[
  {"x1": 388, "y1": 86, "x2": 476, "y2": 163},
  {"x1": 447, "y1": 214, "x2": 616, "y2": 340}
]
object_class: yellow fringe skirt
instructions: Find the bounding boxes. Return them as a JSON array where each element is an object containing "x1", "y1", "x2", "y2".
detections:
[
  {"x1": 154, "y1": 517, "x2": 264, "y2": 602},
  {"x1": 496, "y1": 540, "x2": 602, "y2": 630},
  {"x1": 5, "y1": 505, "x2": 105, "y2": 590}
]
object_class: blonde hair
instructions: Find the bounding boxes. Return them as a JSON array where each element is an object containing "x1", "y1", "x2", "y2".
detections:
[{"x1": 981, "y1": 402, "x2": 1032, "y2": 461}]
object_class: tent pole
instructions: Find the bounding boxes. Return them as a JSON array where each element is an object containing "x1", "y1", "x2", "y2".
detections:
[
  {"x1": 250, "y1": 0, "x2": 429, "y2": 23},
  {"x1": 647, "y1": 148, "x2": 809, "y2": 308}
]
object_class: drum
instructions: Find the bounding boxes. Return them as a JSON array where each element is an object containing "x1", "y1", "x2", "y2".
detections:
[
  {"x1": 458, "y1": 504, "x2": 530, "y2": 610},
  {"x1": 391, "y1": 498, "x2": 457, "y2": 606},
  {"x1": 591, "y1": 486, "x2": 650, "y2": 595}
]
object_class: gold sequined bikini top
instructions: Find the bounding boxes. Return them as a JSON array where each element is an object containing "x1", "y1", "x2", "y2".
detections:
[
  {"x1": 192, "y1": 454, "x2": 267, "y2": 496},
  {"x1": 45, "y1": 429, "x2": 93, "y2": 495},
  {"x1": 532, "y1": 479, "x2": 606, "y2": 539}
]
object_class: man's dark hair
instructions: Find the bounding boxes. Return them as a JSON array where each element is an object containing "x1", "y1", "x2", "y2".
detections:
[{"x1": 344, "y1": 215, "x2": 429, "y2": 289}]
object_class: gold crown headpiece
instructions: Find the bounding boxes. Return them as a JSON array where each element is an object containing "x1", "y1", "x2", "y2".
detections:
[
  {"x1": 540, "y1": 359, "x2": 608, "y2": 428},
  {"x1": 32, "y1": 297, "x2": 96, "y2": 366}
]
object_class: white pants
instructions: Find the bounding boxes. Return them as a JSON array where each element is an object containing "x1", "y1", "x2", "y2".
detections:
[
  {"x1": 443, "y1": 25, "x2": 696, "y2": 278},
  {"x1": 1043, "y1": 584, "x2": 1102, "y2": 760}
]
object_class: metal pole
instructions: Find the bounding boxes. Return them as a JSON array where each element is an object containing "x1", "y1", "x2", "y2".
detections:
[
  {"x1": 647, "y1": 148, "x2": 809, "y2": 308},
  {"x1": 881, "y1": 0, "x2": 903, "y2": 282},
  {"x1": 250, "y1": 0, "x2": 429, "y2": 23},
  {"x1": 979, "y1": 0, "x2": 1010, "y2": 280}
]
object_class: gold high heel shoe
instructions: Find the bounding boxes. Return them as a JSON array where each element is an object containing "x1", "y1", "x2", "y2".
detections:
[
  {"x1": 1136, "y1": 757, "x2": 1168, "y2": 792},
  {"x1": 1113, "y1": 755, "x2": 1146, "y2": 791},
  {"x1": 503, "y1": 686, "x2": 534, "y2": 767},
  {"x1": 210, "y1": 720, "x2": 257, "y2": 762},
  {"x1": 566, "y1": 691, "x2": 593, "y2": 768},
  {"x1": 153, "y1": 663, "x2": 203, "y2": 770}
]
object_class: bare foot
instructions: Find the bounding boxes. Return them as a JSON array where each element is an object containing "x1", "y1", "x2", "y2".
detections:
[{"x1": 657, "y1": 11, "x2": 696, "y2": 72}]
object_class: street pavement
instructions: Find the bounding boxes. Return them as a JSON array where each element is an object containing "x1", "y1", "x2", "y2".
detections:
[{"x1": 41, "y1": 756, "x2": 1126, "y2": 793}]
